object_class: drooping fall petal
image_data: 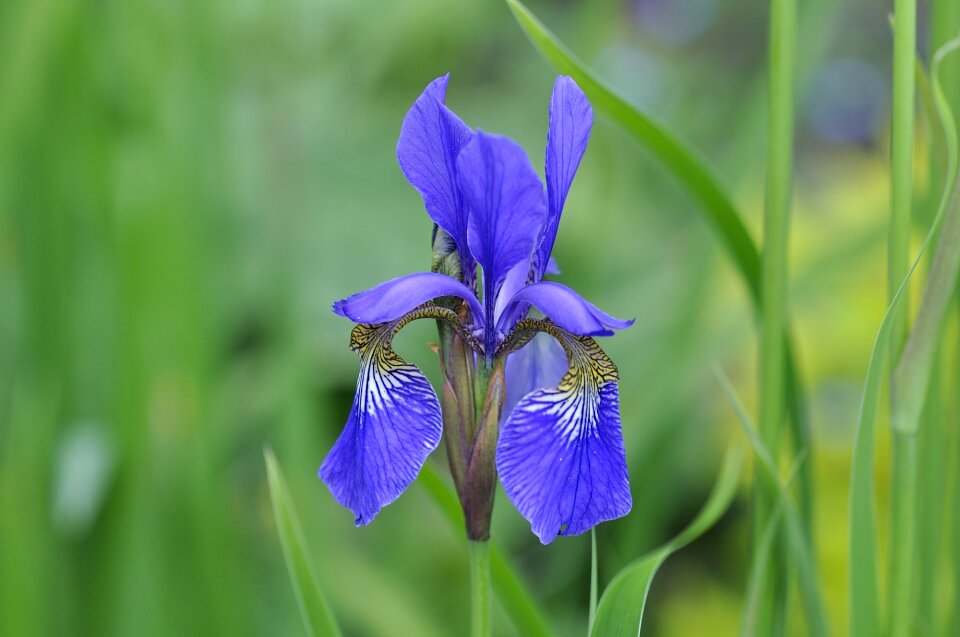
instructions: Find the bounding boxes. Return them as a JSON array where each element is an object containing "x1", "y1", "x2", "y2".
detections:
[
  {"x1": 319, "y1": 321, "x2": 444, "y2": 525},
  {"x1": 497, "y1": 323, "x2": 632, "y2": 544},
  {"x1": 496, "y1": 281, "x2": 634, "y2": 336}
]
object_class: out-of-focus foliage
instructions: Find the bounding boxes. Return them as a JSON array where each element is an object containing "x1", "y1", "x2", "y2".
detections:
[{"x1": 0, "y1": 0, "x2": 953, "y2": 635}]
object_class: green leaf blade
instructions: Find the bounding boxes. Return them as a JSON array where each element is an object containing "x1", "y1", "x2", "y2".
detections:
[
  {"x1": 714, "y1": 369, "x2": 831, "y2": 637},
  {"x1": 848, "y1": 36, "x2": 960, "y2": 637},
  {"x1": 506, "y1": 0, "x2": 759, "y2": 298},
  {"x1": 264, "y1": 449, "x2": 342, "y2": 637},
  {"x1": 589, "y1": 445, "x2": 745, "y2": 637}
]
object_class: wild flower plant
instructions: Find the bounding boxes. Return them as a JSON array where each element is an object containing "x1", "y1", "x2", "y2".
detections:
[{"x1": 320, "y1": 75, "x2": 633, "y2": 546}]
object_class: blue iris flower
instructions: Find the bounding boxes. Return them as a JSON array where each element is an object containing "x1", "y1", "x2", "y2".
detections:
[{"x1": 321, "y1": 74, "x2": 634, "y2": 544}]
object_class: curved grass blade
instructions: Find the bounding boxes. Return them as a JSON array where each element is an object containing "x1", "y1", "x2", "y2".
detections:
[
  {"x1": 417, "y1": 463, "x2": 552, "y2": 637},
  {"x1": 741, "y1": 454, "x2": 807, "y2": 637},
  {"x1": 506, "y1": 0, "x2": 814, "y2": 545},
  {"x1": 848, "y1": 36, "x2": 960, "y2": 637},
  {"x1": 589, "y1": 444, "x2": 745, "y2": 637},
  {"x1": 714, "y1": 369, "x2": 830, "y2": 637},
  {"x1": 888, "y1": 36, "x2": 960, "y2": 637},
  {"x1": 264, "y1": 449, "x2": 342, "y2": 637},
  {"x1": 742, "y1": 506, "x2": 784, "y2": 637},
  {"x1": 507, "y1": 0, "x2": 757, "y2": 295}
]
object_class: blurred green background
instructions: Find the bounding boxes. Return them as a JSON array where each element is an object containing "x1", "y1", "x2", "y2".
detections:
[{"x1": 1, "y1": 0, "x2": 955, "y2": 635}]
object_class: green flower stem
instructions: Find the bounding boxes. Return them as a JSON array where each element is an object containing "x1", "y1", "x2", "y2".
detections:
[
  {"x1": 887, "y1": 0, "x2": 918, "y2": 633},
  {"x1": 755, "y1": 0, "x2": 796, "y2": 632},
  {"x1": 469, "y1": 540, "x2": 492, "y2": 637},
  {"x1": 889, "y1": 0, "x2": 917, "y2": 356}
]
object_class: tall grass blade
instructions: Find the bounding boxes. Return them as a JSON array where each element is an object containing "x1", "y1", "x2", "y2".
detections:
[
  {"x1": 741, "y1": 454, "x2": 806, "y2": 637},
  {"x1": 888, "y1": 1, "x2": 918, "y2": 355},
  {"x1": 506, "y1": 0, "x2": 757, "y2": 295},
  {"x1": 741, "y1": 502, "x2": 783, "y2": 637},
  {"x1": 848, "y1": 36, "x2": 960, "y2": 637},
  {"x1": 715, "y1": 368, "x2": 830, "y2": 637},
  {"x1": 890, "y1": 34, "x2": 960, "y2": 441},
  {"x1": 888, "y1": 36, "x2": 960, "y2": 636},
  {"x1": 264, "y1": 449, "x2": 342, "y2": 637},
  {"x1": 886, "y1": 6, "x2": 920, "y2": 634},
  {"x1": 755, "y1": 0, "x2": 797, "y2": 631},
  {"x1": 417, "y1": 464, "x2": 552, "y2": 637},
  {"x1": 588, "y1": 444, "x2": 745, "y2": 637}
]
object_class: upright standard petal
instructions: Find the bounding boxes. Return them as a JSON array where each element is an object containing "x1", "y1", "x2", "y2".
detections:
[
  {"x1": 332, "y1": 272, "x2": 484, "y2": 326},
  {"x1": 492, "y1": 260, "x2": 531, "y2": 326},
  {"x1": 497, "y1": 322, "x2": 631, "y2": 544},
  {"x1": 319, "y1": 321, "x2": 443, "y2": 525},
  {"x1": 457, "y1": 132, "x2": 547, "y2": 334},
  {"x1": 397, "y1": 75, "x2": 474, "y2": 259},
  {"x1": 535, "y1": 76, "x2": 593, "y2": 277},
  {"x1": 496, "y1": 281, "x2": 634, "y2": 336}
]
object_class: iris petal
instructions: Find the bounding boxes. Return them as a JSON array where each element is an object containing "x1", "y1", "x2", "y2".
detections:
[
  {"x1": 492, "y1": 260, "x2": 531, "y2": 326},
  {"x1": 333, "y1": 272, "x2": 484, "y2": 326},
  {"x1": 502, "y1": 331, "x2": 568, "y2": 422},
  {"x1": 397, "y1": 75, "x2": 474, "y2": 262},
  {"x1": 457, "y1": 131, "x2": 547, "y2": 331},
  {"x1": 496, "y1": 281, "x2": 634, "y2": 336},
  {"x1": 535, "y1": 76, "x2": 593, "y2": 277},
  {"x1": 497, "y1": 323, "x2": 632, "y2": 543},
  {"x1": 319, "y1": 321, "x2": 443, "y2": 525}
]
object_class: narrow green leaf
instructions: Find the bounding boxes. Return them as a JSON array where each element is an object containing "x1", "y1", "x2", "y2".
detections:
[
  {"x1": 417, "y1": 464, "x2": 552, "y2": 637},
  {"x1": 848, "y1": 36, "x2": 960, "y2": 637},
  {"x1": 264, "y1": 449, "x2": 342, "y2": 637},
  {"x1": 741, "y1": 502, "x2": 783, "y2": 637},
  {"x1": 891, "y1": 35, "x2": 960, "y2": 435},
  {"x1": 506, "y1": 0, "x2": 815, "y2": 548},
  {"x1": 506, "y1": 0, "x2": 757, "y2": 296},
  {"x1": 714, "y1": 369, "x2": 831, "y2": 637},
  {"x1": 589, "y1": 444, "x2": 745, "y2": 637},
  {"x1": 888, "y1": 35, "x2": 960, "y2": 637},
  {"x1": 741, "y1": 454, "x2": 807, "y2": 637},
  {"x1": 755, "y1": 0, "x2": 797, "y2": 630}
]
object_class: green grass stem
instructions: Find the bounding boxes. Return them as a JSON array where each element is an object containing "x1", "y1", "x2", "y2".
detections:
[
  {"x1": 929, "y1": 18, "x2": 960, "y2": 635},
  {"x1": 886, "y1": 33, "x2": 960, "y2": 637},
  {"x1": 717, "y1": 368, "x2": 830, "y2": 636},
  {"x1": 886, "y1": 1, "x2": 919, "y2": 633},
  {"x1": 888, "y1": 0, "x2": 917, "y2": 356},
  {"x1": 755, "y1": 0, "x2": 796, "y2": 632}
]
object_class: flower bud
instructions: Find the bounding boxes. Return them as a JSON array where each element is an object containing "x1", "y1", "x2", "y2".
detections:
[{"x1": 462, "y1": 362, "x2": 504, "y2": 541}]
